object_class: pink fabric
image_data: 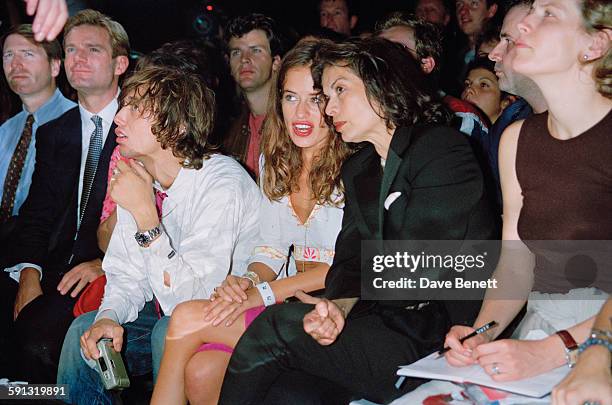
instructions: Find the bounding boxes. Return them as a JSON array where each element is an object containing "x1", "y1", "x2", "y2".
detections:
[
  {"x1": 99, "y1": 145, "x2": 166, "y2": 223},
  {"x1": 100, "y1": 146, "x2": 126, "y2": 223},
  {"x1": 196, "y1": 305, "x2": 266, "y2": 354},
  {"x1": 245, "y1": 113, "x2": 265, "y2": 176}
]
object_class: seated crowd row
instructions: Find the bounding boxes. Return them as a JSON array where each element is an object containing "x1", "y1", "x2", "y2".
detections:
[{"x1": 0, "y1": 0, "x2": 610, "y2": 404}]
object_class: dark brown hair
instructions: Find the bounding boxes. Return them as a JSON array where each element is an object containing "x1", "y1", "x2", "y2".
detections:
[
  {"x1": 312, "y1": 37, "x2": 451, "y2": 131},
  {"x1": 121, "y1": 63, "x2": 216, "y2": 169}
]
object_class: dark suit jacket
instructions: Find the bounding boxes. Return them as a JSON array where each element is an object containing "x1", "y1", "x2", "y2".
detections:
[
  {"x1": 9, "y1": 107, "x2": 117, "y2": 284},
  {"x1": 325, "y1": 125, "x2": 500, "y2": 328}
]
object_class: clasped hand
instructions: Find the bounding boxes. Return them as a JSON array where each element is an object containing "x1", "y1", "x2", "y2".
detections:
[{"x1": 296, "y1": 291, "x2": 345, "y2": 346}]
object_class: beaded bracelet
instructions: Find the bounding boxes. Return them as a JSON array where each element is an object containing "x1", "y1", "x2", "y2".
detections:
[{"x1": 578, "y1": 336, "x2": 612, "y2": 354}]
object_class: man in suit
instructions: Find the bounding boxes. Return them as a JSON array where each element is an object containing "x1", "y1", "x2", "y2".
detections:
[
  {"x1": 0, "y1": 24, "x2": 75, "y2": 253},
  {"x1": 0, "y1": 9, "x2": 129, "y2": 382}
]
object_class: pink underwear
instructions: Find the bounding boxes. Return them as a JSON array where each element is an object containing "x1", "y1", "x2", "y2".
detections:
[{"x1": 195, "y1": 305, "x2": 266, "y2": 354}]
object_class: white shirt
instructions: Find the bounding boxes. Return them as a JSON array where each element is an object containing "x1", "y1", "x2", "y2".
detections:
[
  {"x1": 247, "y1": 160, "x2": 344, "y2": 278},
  {"x1": 97, "y1": 154, "x2": 261, "y2": 324},
  {"x1": 77, "y1": 96, "x2": 118, "y2": 222}
]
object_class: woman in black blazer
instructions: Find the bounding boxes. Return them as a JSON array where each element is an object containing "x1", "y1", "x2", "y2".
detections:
[{"x1": 218, "y1": 37, "x2": 499, "y2": 405}]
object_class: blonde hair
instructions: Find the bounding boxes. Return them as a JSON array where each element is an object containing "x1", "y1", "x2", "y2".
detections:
[
  {"x1": 582, "y1": 0, "x2": 611, "y2": 98},
  {"x1": 64, "y1": 9, "x2": 130, "y2": 58},
  {"x1": 261, "y1": 39, "x2": 351, "y2": 206}
]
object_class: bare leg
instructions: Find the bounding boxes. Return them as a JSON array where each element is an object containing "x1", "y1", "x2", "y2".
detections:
[
  {"x1": 185, "y1": 351, "x2": 231, "y2": 405},
  {"x1": 151, "y1": 300, "x2": 246, "y2": 405}
]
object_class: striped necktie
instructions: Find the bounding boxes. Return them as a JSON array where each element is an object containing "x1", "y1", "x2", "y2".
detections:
[
  {"x1": 0, "y1": 114, "x2": 35, "y2": 222},
  {"x1": 80, "y1": 115, "x2": 103, "y2": 224}
]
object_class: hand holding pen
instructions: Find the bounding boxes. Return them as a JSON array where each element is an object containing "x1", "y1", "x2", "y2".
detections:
[{"x1": 441, "y1": 321, "x2": 498, "y2": 366}]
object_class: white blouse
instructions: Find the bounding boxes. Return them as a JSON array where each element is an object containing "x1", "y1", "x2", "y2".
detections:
[{"x1": 248, "y1": 158, "x2": 344, "y2": 279}]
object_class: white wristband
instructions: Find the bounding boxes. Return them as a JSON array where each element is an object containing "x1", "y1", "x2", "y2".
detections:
[{"x1": 256, "y1": 282, "x2": 276, "y2": 307}]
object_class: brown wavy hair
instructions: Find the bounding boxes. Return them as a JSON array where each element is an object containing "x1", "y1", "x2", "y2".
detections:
[
  {"x1": 261, "y1": 39, "x2": 350, "y2": 206},
  {"x1": 121, "y1": 63, "x2": 216, "y2": 169},
  {"x1": 581, "y1": 0, "x2": 612, "y2": 98}
]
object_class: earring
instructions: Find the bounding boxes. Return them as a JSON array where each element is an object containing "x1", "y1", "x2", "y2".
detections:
[{"x1": 583, "y1": 54, "x2": 589, "y2": 60}]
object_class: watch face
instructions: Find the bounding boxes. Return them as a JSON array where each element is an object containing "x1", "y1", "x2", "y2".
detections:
[{"x1": 135, "y1": 233, "x2": 149, "y2": 246}]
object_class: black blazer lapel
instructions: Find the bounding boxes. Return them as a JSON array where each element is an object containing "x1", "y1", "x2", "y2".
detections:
[
  {"x1": 47, "y1": 110, "x2": 82, "y2": 259},
  {"x1": 344, "y1": 145, "x2": 381, "y2": 240},
  {"x1": 379, "y1": 126, "x2": 415, "y2": 238}
]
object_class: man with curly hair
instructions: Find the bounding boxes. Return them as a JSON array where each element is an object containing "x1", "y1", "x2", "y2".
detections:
[{"x1": 57, "y1": 59, "x2": 261, "y2": 404}]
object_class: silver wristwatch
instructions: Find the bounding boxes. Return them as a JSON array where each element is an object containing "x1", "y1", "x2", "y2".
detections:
[{"x1": 134, "y1": 225, "x2": 162, "y2": 248}]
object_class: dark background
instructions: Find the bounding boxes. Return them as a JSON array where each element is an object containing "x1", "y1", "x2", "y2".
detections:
[{"x1": 2, "y1": 0, "x2": 420, "y2": 54}]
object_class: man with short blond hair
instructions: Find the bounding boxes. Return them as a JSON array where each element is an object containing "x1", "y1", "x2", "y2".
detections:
[{"x1": 1, "y1": 9, "x2": 129, "y2": 383}]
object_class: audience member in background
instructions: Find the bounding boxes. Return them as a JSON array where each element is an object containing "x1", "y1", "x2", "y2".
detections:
[
  {"x1": 416, "y1": 0, "x2": 464, "y2": 97},
  {"x1": 0, "y1": 25, "x2": 75, "y2": 246},
  {"x1": 217, "y1": 37, "x2": 498, "y2": 405},
  {"x1": 58, "y1": 57, "x2": 261, "y2": 405},
  {"x1": 376, "y1": 13, "x2": 500, "y2": 215},
  {"x1": 455, "y1": 0, "x2": 499, "y2": 87},
  {"x1": 375, "y1": 14, "x2": 488, "y2": 142},
  {"x1": 151, "y1": 39, "x2": 351, "y2": 405},
  {"x1": 0, "y1": 10, "x2": 129, "y2": 383},
  {"x1": 318, "y1": 0, "x2": 358, "y2": 37},
  {"x1": 475, "y1": 21, "x2": 500, "y2": 57},
  {"x1": 416, "y1": 0, "x2": 451, "y2": 26},
  {"x1": 552, "y1": 298, "x2": 612, "y2": 405},
  {"x1": 486, "y1": 0, "x2": 548, "y2": 206},
  {"x1": 219, "y1": 14, "x2": 287, "y2": 178},
  {"x1": 462, "y1": 57, "x2": 513, "y2": 126}
]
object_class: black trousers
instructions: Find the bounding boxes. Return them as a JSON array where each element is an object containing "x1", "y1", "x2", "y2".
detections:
[
  {"x1": 0, "y1": 271, "x2": 76, "y2": 383},
  {"x1": 219, "y1": 303, "x2": 441, "y2": 405}
]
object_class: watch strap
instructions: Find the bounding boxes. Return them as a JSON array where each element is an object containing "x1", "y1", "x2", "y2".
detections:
[{"x1": 556, "y1": 330, "x2": 578, "y2": 351}]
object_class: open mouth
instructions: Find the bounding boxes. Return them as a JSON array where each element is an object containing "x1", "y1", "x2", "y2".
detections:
[{"x1": 292, "y1": 122, "x2": 313, "y2": 137}]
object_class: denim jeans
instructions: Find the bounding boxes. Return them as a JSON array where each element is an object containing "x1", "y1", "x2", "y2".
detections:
[{"x1": 57, "y1": 301, "x2": 169, "y2": 405}]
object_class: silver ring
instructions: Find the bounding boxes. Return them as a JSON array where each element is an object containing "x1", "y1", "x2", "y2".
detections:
[
  {"x1": 492, "y1": 363, "x2": 500, "y2": 375},
  {"x1": 113, "y1": 167, "x2": 120, "y2": 176}
]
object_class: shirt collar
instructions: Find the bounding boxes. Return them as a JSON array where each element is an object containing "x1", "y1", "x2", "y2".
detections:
[
  {"x1": 22, "y1": 88, "x2": 63, "y2": 123},
  {"x1": 78, "y1": 89, "x2": 120, "y2": 127},
  {"x1": 154, "y1": 166, "x2": 192, "y2": 206}
]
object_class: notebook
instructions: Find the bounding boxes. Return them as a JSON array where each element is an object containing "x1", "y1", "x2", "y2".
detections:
[{"x1": 397, "y1": 352, "x2": 569, "y2": 398}]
